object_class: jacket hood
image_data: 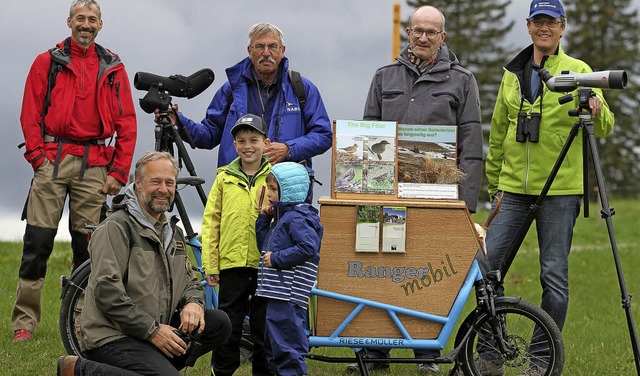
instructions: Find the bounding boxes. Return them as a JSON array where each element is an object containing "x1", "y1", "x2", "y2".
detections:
[
  {"x1": 222, "y1": 155, "x2": 270, "y2": 182},
  {"x1": 110, "y1": 184, "x2": 152, "y2": 227},
  {"x1": 110, "y1": 184, "x2": 178, "y2": 247},
  {"x1": 270, "y1": 162, "x2": 309, "y2": 203}
]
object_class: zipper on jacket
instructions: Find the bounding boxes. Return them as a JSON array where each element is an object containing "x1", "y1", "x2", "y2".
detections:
[
  {"x1": 116, "y1": 82, "x2": 122, "y2": 116},
  {"x1": 80, "y1": 48, "x2": 87, "y2": 94},
  {"x1": 512, "y1": 70, "x2": 535, "y2": 195},
  {"x1": 259, "y1": 216, "x2": 279, "y2": 284},
  {"x1": 110, "y1": 74, "x2": 122, "y2": 117}
]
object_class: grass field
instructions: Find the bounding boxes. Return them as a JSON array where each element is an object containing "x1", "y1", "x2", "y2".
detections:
[{"x1": 1, "y1": 199, "x2": 639, "y2": 375}]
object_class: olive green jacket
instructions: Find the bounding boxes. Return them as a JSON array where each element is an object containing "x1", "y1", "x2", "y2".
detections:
[{"x1": 80, "y1": 184, "x2": 205, "y2": 351}]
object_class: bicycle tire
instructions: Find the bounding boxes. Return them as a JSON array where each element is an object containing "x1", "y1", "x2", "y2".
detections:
[
  {"x1": 59, "y1": 260, "x2": 91, "y2": 356},
  {"x1": 458, "y1": 299, "x2": 564, "y2": 376}
]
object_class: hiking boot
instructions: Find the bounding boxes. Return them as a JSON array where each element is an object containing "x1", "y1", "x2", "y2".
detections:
[
  {"x1": 345, "y1": 361, "x2": 390, "y2": 373},
  {"x1": 12, "y1": 329, "x2": 32, "y2": 343},
  {"x1": 454, "y1": 357, "x2": 504, "y2": 376},
  {"x1": 57, "y1": 355, "x2": 78, "y2": 376},
  {"x1": 417, "y1": 362, "x2": 440, "y2": 374},
  {"x1": 519, "y1": 365, "x2": 545, "y2": 376},
  {"x1": 476, "y1": 357, "x2": 504, "y2": 376}
]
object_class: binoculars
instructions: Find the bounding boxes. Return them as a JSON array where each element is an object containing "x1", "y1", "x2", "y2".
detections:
[
  {"x1": 173, "y1": 329, "x2": 203, "y2": 367},
  {"x1": 516, "y1": 111, "x2": 541, "y2": 143}
]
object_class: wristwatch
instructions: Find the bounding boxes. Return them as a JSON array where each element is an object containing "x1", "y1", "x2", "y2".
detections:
[{"x1": 286, "y1": 150, "x2": 292, "y2": 161}]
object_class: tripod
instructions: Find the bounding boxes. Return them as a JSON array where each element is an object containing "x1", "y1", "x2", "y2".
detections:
[
  {"x1": 153, "y1": 107, "x2": 225, "y2": 309},
  {"x1": 497, "y1": 88, "x2": 640, "y2": 374},
  {"x1": 154, "y1": 108, "x2": 208, "y2": 219}
]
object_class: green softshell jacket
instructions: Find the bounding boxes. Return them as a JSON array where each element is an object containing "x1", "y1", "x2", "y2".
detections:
[{"x1": 486, "y1": 44, "x2": 615, "y2": 197}]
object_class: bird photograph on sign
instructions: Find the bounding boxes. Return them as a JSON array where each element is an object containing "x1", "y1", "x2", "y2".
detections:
[{"x1": 333, "y1": 120, "x2": 397, "y2": 196}]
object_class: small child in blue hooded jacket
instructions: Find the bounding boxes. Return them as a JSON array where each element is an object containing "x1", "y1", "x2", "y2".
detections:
[{"x1": 255, "y1": 162, "x2": 323, "y2": 376}]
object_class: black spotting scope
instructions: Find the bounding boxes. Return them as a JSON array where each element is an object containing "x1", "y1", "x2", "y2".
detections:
[{"x1": 134, "y1": 68, "x2": 215, "y2": 99}]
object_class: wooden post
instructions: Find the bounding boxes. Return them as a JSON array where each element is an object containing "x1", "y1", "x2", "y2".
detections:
[{"x1": 392, "y1": 2, "x2": 401, "y2": 62}]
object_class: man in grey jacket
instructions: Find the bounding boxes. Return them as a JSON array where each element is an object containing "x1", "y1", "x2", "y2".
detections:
[
  {"x1": 56, "y1": 151, "x2": 231, "y2": 376},
  {"x1": 349, "y1": 5, "x2": 483, "y2": 375}
]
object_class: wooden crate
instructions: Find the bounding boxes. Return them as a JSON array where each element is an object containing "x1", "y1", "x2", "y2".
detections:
[{"x1": 315, "y1": 197, "x2": 480, "y2": 339}]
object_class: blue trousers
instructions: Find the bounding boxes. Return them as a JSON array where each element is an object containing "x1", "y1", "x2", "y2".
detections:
[
  {"x1": 264, "y1": 299, "x2": 309, "y2": 376},
  {"x1": 477, "y1": 192, "x2": 581, "y2": 332}
]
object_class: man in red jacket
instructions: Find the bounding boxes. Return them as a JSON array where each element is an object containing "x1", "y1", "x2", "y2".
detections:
[{"x1": 12, "y1": 0, "x2": 137, "y2": 343}]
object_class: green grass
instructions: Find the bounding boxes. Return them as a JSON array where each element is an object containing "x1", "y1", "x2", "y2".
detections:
[{"x1": 2, "y1": 199, "x2": 640, "y2": 375}]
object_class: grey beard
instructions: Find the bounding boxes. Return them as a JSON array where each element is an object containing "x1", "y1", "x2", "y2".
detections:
[{"x1": 141, "y1": 190, "x2": 172, "y2": 215}]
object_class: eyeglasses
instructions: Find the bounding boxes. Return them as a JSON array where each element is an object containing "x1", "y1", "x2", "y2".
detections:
[
  {"x1": 410, "y1": 28, "x2": 442, "y2": 40},
  {"x1": 528, "y1": 18, "x2": 562, "y2": 28},
  {"x1": 250, "y1": 43, "x2": 282, "y2": 53}
]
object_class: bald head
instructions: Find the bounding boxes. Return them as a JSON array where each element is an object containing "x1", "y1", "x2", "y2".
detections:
[
  {"x1": 406, "y1": 5, "x2": 447, "y2": 60},
  {"x1": 410, "y1": 6, "x2": 446, "y2": 32}
]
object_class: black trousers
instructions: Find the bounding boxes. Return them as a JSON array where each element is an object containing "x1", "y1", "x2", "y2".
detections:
[
  {"x1": 213, "y1": 267, "x2": 273, "y2": 376},
  {"x1": 79, "y1": 309, "x2": 231, "y2": 375}
]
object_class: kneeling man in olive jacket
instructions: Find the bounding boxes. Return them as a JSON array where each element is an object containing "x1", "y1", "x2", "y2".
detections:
[{"x1": 57, "y1": 151, "x2": 231, "y2": 376}]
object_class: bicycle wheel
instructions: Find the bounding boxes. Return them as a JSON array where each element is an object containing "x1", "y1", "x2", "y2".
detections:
[
  {"x1": 59, "y1": 260, "x2": 91, "y2": 356},
  {"x1": 458, "y1": 299, "x2": 564, "y2": 376}
]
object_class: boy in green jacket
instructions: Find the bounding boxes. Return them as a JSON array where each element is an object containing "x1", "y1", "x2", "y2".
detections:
[{"x1": 201, "y1": 114, "x2": 273, "y2": 376}]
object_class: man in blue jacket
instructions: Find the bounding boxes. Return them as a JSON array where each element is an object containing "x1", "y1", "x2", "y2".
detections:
[{"x1": 173, "y1": 22, "x2": 332, "y2": 169}]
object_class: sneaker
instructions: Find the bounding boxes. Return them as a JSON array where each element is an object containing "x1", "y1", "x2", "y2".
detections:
[
  {"x1": 345, "y1": 361, "x2": 390, "y2": 373},
  {"x1": 57, "y1": 355, "x2": 78, "y2": 376},
  {"x1": 417, "y1": 362, "x2": 440, "y2": 374},
  {"x1": 12, "y1": 329, "x2": 32, "y2": 343}
]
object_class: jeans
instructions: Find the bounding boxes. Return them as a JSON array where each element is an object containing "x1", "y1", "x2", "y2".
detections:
[
  {"x1": 477, "y1": 192, "x2": 581, "y2": 331},
  {"x1": 80, "y1": 309, "x2": 231, "y2": 375}
]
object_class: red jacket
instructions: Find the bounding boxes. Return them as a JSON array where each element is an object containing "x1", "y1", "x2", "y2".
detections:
[{"x1": 20, "y1": 38, "x2": 137, "y2": 184}]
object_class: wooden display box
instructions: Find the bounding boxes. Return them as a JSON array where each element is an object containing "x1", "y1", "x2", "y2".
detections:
[{"x1": 315, "y1": 197, "x2": 481, "y2": 339}]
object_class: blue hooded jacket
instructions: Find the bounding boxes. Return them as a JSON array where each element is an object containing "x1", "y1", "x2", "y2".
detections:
[
  {"x1": 177, "y1": 57, "x2": 332, "y2": 168},
  {"x1": 255, "y1": 163, "x2": 323, "y2": 309}
]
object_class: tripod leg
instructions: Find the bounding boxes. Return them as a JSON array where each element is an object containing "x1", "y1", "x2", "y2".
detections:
[
  {"x1": 166, "y1": 123, "x2": 208, "y2": 205},
  {"x1": 583, "y1": 121, "x2": 640, "y2": 374},
  {"x1": 499, "y1": 120, "x2": 582, "y2": 279}
]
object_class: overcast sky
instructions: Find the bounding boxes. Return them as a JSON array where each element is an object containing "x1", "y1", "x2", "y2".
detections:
[{"x1": 0, "y1": 1, "x2": 563, "y2": 240}]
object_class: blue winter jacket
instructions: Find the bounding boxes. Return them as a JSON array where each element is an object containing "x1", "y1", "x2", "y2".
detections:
[
  {"x1": 255, "y1": 163, "x2": 323, "y2": 309},
  {"x1": 178, "y1": 57, "x2": 332, "y2": 168}
]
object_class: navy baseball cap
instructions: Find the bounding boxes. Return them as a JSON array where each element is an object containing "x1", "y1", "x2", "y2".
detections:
[
  {"x1": 230, "y1": 114, "x2": 267, "y2": 137},
  {"x1": 529, "y1": 0, "x2": 565, "y2": 19}
]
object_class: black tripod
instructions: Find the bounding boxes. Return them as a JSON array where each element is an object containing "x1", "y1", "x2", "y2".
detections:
[
  {"x1": 497, "y1": 88, "x2": 640, "y2": 374},
  {"x1": 154, "y1": 107, "x2": 207, "y2": 239}
]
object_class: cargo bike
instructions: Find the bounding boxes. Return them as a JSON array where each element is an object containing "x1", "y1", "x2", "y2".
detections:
[
  {"x1": 303, "y1": 198, "x2": 564, "y2": 376},
  {"x1": 58, "y1": 114, "x2": 564, "y2": 376}
]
